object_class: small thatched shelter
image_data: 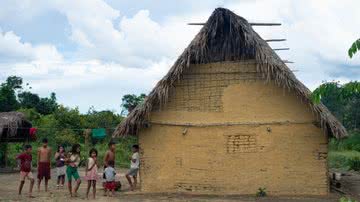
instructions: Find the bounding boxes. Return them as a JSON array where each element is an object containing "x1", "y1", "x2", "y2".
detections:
[
  {"x1": 0, "y1": 112, "x2": 33, "y2": 142},
  {"x1": 114, "y1": 8, "x2": 347, "y2": 195}
]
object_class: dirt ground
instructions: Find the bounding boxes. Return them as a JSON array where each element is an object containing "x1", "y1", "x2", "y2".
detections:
[{"x1": 0, "y1": 168, "x2": 358, "y2": 202}]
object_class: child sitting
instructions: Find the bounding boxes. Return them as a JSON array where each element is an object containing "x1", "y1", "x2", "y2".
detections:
[
  {"x1": 17, "y1": 145, "x2": 35, "y2": 198},
  {"x1": 104, "y1": 160, "x2": 116, "y2": 197}
]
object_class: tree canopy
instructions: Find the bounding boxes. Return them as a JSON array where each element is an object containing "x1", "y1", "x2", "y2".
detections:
[{"x1": 121, "y1": 93, "x2": 146, "y2": 114}]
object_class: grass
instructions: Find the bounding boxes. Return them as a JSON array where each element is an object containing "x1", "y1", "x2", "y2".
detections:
[
  {"x1": 328, "y1": 132, "x2": 360, "y2": 171},
  {"x1": 329, "y1": 151, "x2": 360, "y2": 171}
]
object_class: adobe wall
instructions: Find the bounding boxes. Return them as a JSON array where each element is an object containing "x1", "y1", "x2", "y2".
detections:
[{"x1": 138, "y1": 61, "x2": 328, "y2": 195}]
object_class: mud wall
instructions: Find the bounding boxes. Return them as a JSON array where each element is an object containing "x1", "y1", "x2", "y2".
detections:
[{"x1": 138, "y1": 61, "x2": 328, "y2": 195}]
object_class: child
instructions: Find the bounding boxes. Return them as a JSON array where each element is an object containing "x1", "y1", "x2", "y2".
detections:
[
  {"x1": 17, "y1": 144, "x2": 35, "y2": 198},
  {"x1": 103, "y1": 141, "x2": 116, "y2": 195},
  {"x1": 126, "y1": 145, "x2": 140, "y2": 191},
  {"x1": 85, "y1": 148, "x2": 98, "y2": 199},
  {"x1": 66, "y1": 144, "x2": 81, "y2": 197},
  {"x1": 54, "y1": 145, "x2": 66, "y2": 188},
  {"x1": 37, "y1": 138, "x2": 52, "y2": 192},
  {"x1": 104, "y1": 160, "x2": 116, "y2": 197}
]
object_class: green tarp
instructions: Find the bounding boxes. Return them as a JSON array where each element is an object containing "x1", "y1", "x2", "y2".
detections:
[{"x1": 92, "y1": 128, "x2": 106, "y2": 139}]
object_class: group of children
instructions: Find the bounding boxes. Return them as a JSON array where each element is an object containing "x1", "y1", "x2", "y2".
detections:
[{"x1": 16, "y1": 138, "x2": 140, "y2": 199}]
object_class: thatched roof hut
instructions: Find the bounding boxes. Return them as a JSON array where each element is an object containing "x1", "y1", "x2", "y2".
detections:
[
  {"x1": 113, "y1": 8, "x2": 347, "y2": 139},
  {"x1": 0, "y1": 112, "x2": 32, "y2": 142}
]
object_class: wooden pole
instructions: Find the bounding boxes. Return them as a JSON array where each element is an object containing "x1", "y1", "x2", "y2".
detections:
[
  {"x1": 265, "y1": 39, "x2": 286, "y2": 42},
  {"x1": 187, "y1": 22, "x2": 281, "y2": 26},
  {"x1": 4, "y1": 139, "x2": 7, "y2": 168},
  {"x1": 283, "y1": 60, "x2": 294, "y2": 64},
  {"x1": 249, "y1": 23, "x2": 281, "y2": 26},
  {"x1": 273, "y1": 48, "x2": 290, "y2": 51},
  {"x1": 84, "y1": 129, "x2": 90, "y2": 151}
]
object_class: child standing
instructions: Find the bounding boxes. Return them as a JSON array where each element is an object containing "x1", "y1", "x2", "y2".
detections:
[
  {"x1": 54, "y1": 145, "x2": 66, "y2": 188},
  {"x1": 126, "y1": 145, "x2": 140, "y2": 191},
  {"x1": 66, "y1": 144, "x2": 81, "y2": 197},
  {"x1": 104, "y1": 160, "x2": 116, "y2": 197},
  {"x1": 37, "y1": 138, "x2": 51, "y2": 192},
  {"x1": 17, "y1": 145, "x2": 35, "y2": 198},
  {"x1": 85, "y1": 148, "x2": 98, "y2": 199}
]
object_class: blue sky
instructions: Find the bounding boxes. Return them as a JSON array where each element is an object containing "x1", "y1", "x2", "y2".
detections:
[{"x1": 0, "y1": 0, "x2": 359, "y2": 113}]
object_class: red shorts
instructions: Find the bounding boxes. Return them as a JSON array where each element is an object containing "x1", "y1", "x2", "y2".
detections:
[
  {"x1": 105, "y1": 181, "x2": 116, "y2": 190},
  {"x1": 38, "y1": 162, "x2": 51, "y2": 180}
]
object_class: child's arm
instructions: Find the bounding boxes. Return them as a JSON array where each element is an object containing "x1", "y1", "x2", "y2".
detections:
[
  {"x1": 37, "y1": 148, "x2": 40, "y2": 166},
  {"x1": 104, "y1": 151, "x2": 109, "y2": 167},
  {"x1": 54, "y1": 152, "x2": 59, "y2": 160},
  {"x1": 16, "y1": 153, "x2": 22, "y2": 160},
  {"x1": 85, "y1": 158, "x2": 89, "y2": 174},
  {"x1": 88, "y1": 159, "x2": 96, "y2": 171}
]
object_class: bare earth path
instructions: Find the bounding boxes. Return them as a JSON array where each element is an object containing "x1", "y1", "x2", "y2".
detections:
[{"x1": 0, "y1": 168, "x2": 358, "y2": 202}]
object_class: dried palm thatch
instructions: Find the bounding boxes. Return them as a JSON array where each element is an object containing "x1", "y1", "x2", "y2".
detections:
[
  {"x1": 0, "y1": 112, "x2": 32, "y2": 141},
  {"x1": 113, "y1": 8, "x2": 347, "y2": 139}
]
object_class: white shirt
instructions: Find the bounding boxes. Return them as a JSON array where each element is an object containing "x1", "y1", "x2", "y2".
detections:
[
  {"x1": 104, "y1": 166, "x2": 116, "y2": 182},
  {"x1": 130, "y1": 152, "x2": 140, "y2": 169}
]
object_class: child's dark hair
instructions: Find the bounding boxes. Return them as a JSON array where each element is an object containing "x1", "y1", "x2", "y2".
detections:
[
  {"x1": 57, "y1": 145, "x2": 64, "y2": 152},
  {"x1": 132, "y1": 144, "x2": 139, "y2": 150},
  {"x1": 108, "y1": 160, "x2": 115, "y2": 167},
  {"x1": 71, "y1": 143, "x2": 81, "y2": 154},
  {"x1": 89, "y1": 148, "x2": 98, "y2": 157},
  {"x1": 108, "y1": 141, "x2": 115, "y2": 148},
  {"x1": 24, "y1": 144, "x2": 32, "y2": 150},
  {"x1": 42, "y1": 138, "x2": 48, "y2": 143}
]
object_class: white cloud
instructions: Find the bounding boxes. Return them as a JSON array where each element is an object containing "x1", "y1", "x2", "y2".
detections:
[
  {"x1": 0, "y1": 29, "x2": 62, "y2": 62},
  {"x1": 1, "y1": 0, "x2": 360, "y2": 112},
  {"x1": 2, "y1": 59, "x2": 171, "y2": 111}
]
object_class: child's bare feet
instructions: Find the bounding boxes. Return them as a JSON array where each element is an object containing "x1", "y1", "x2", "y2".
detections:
[{"x1": 28, "y1": 195, "x2": 35, "y2": 198}]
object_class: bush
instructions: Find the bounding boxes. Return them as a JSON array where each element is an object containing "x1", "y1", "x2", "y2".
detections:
[
  {"x1": 329, "y1": 132, "x2": 360, "y2": 152},
  {"x1": 339, "y1": 196, "x2": 358, "y2": 202},
  {"x1": 54, "y1": 129, "x2": 79, "y2": 148},
  {"x1": 347, "y1": 156, "x2": 360, "y2": 171},
  {"x1": 329, "y1": 151, "x2": 360, "y2": 170},
  {"x1": 256, "y1": 187, "x2": 267, "y2": 197}
]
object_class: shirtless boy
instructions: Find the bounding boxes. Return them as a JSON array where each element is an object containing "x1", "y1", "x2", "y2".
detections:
[
  {"x1": 103, "y1": 142, "x2": 116, "y2": 195},
  {"x1": 37, "y1": 138, "x2": 52, "y2": 192}
]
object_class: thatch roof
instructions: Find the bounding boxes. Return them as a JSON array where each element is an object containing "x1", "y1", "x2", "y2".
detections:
[
  {"x1": 113, "y1": 8, "x2": 347, "y2": 139},
  {"x1": 0, "y1": 112, "x2": 32, "y2": 141}
]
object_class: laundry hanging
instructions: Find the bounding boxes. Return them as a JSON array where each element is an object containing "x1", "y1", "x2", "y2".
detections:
[
  {"x1": 92, "y1": 128, "x2": 106, "y2": 139},
  {"x1": 29, "y1": 127, "x2": 37, "y2": 139}
]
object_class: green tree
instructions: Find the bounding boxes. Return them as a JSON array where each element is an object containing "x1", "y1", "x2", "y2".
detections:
[
  {"x1": 84, "y1": 108, "x2": 122, "y2": 129},
  {"x1": 54, "y1": 129, "x2": 79, "y2": 147},
  {"x1": 0, "y1": 76, "x2": 24, "y2": 112},
  {"x1": 18, "y1": 91, "x2": 40, "y2": 109},
  {"x1": 0, "y1": 85, "x2": 19, "y2": 112},
  {"x1": 121, "y1": 93, "x2": 146, "y2": 114},
  {"x1": 313, "y1": 81, "x2": 360, "y2": 131},
  {"x1": 312, "y1": 81, "x2": 360, "y2": 104},
  {"x1": 5, "y1": 76, "x2": 23, "y2": 90},
  {"x1": 36, "y1": 92, "x2": 58, "y2": 115},
  {"x1": 349, "y1": 39, "x2": 360, "y2": 58},
  {"x1": 17, "y1": 108, "x2": 41, "y2": 123}
]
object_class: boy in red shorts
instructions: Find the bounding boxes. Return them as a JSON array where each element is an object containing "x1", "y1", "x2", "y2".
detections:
[
  {"x1": 37, "y1": 138, "x2": 52, "y2": 192},
  {"x1": 17, "y1": 145, "x2": 35, "y2": 198}
]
